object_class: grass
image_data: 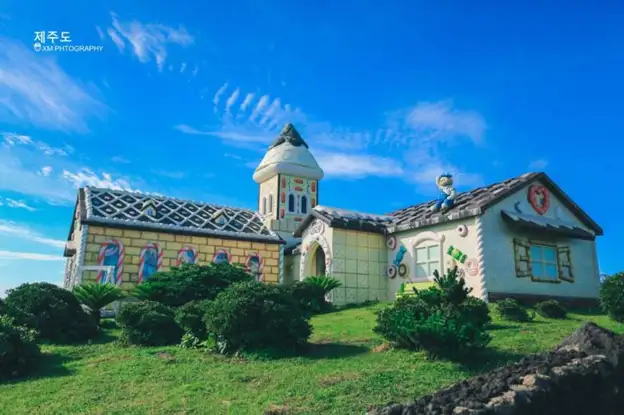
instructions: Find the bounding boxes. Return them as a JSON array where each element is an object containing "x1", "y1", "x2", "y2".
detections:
[{"x1": 1, "y1": 303, "x2": 622, "y2": 415}]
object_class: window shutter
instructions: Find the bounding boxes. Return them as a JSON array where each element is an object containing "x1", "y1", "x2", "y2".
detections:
[
  {"x1": 556, "y1": 246, "x2": 573, "y2": 282},
  {"x1": 513, "y1": 238, "x2": 531, "y2": 278}
]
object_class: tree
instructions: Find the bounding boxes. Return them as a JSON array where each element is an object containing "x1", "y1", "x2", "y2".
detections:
[{"x1": 73, "y1": 283, "x2": 125, "y2": 326}]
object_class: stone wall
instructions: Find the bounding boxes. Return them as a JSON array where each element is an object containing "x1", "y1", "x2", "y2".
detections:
[
  {"x1": 82, "y1": 226, "x2": 281, "y2": 291},
  {"x1": 369, "y1": 322, "x2": 624, "y2": 415}
]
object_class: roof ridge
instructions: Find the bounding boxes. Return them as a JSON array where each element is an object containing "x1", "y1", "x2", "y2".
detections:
[{"x1": 267, "y1": 123, "x2": 309, "y2": 150}]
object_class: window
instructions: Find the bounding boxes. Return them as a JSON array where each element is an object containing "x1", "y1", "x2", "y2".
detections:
[
  {"x1": 139, "y1": 245, "x2": 159, "y2": 283},
  {"x1": 214, "y1": 214, "x2": 227, "y2": 226},
  {"x1": 414, "y1": 244, "x2": 440, "y2": 280},
  {"x1": 530, "y1": 244, "x2": 558, "y2": 280},
  {"x1": 513, "y1": 239, "x2": 574, "y2": 283},
  {"x1": 301, "y1": 195, "x2": 308, "y2": 214},
  {"x1": 176, "y1": 247, "x2": 197, "y2": 266},
  {"x1": 268, "y1": 194, "x2": 274, "y2": 213},
  {"x1": 213, "y1": 249, "x2": 231, "y2": 264},
  {"x1": 262, "y1": 197, "x2": 267, "y2": 215},
  {"x1": 288, "y1": 194, "x2": 295, "y2": 212}
]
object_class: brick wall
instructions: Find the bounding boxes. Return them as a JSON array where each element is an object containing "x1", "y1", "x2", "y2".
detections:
[{"x1": 82, "y1": 225, "x2": 281, "y2": 291}]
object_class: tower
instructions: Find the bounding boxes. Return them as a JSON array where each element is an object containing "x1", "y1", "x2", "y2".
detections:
[{"x1": 253, "y1": 123, "x2": 324, "y2": 234}]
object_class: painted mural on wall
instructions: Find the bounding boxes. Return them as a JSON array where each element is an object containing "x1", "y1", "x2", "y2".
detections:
[
  {"x1": 176, "y1": 245, "x2": 198, "y2": 266},
  {"x1": 138, "y1": 243, "x2": 163, "y2": 283},
  {"x1": 213, "y1": 248, "x2": 232, "y2": 264},
  {"x1": 246, "y1": 253, "x2": 264, "y2": 281},
  {"x1": 97, "y1": 239, "x2": 125, "y2": 285},
  {"x1": 430, "y1": 173, "x2": 457, "y2": 213},
  {"x1": 278, "y1": 175, "x2": 318, "y2": 220},
  {"x1": 528, "y1": 184, "x2": 550, "y2": 215}
]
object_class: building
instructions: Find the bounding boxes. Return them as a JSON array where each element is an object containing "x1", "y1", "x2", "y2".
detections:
[{"x1": 64, "y1": 123, "x2": 604, "y2": 306}]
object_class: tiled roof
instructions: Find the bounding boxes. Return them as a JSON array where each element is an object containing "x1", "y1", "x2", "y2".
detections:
[
  {"x1": 78, "y1": 187, "x2": 283, "y2": 243},
  {"x1": 293, "y1": 205, "x2": 393, "y2": 237},
  {"x1": 293, "y1": 172, "x2": 603, "y2": 237}
]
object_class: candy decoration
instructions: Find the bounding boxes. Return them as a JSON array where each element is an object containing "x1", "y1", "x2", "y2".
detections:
[
  {"x1": 386, "y1": 235, "x2": 397, "y2": 250},
  {"x1": 212, "y1": 248, "x2": 232, "y2": 264},
  {"x1": 97, "y1": 239, "x2": 125, "y2": 285},
  {"x1": 446, "y1": 245, "x2": 467, "y2": 264},
  {"x1": 393, "y1": 245, "x2": 407, "y2": 267},
  {"x1": 294, "y1": 178, "x2": 303, "y2": 184},
  {"x1": 138, "y1": 243, "x2": 163, "y2": 283},
  {"x1": 311, "y1": 182, "x2": 316, "y2": 192},
  {"x1": 280, "y1": 208, "x2": 285, "y2": 218},
  {"x1": 311, "y1": 198, "x2": 316, "y2": 207},
  {"x1": 281, "y1": 177, "x2": 286, "y2": 188},
  {"x1": 456, "y1": 224, "x2": 468, "y2": 237},
  {"x1": 528, "y1": 184, "x2": 550, "y2": 215},
  {"x1": 398, "y1": 263, "x2": 409, "y2": 278},
  {"x1": 386, "y1": 265, "x2": 398, "y2": 279},
  {"x1": 280, "y1": 192, "x2": 285, "y2": 203},
  {"x1": 294, "y1": 186, "x2": 304, "y2": 192},
  {"x1": 465, "y1": 258, "x2": 479, "y2": 276},
  {"x1": 176, "y1": 245, "x2": 198, "y2": 266}
]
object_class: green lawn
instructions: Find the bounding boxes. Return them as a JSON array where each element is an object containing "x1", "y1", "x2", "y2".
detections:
[{"x1": 1, "y1": 303, "x2": 622, "y2": 415}]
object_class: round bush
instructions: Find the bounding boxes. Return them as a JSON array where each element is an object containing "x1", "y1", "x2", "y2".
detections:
[
  {"x1": 454, "y1": 296, "x2": 491, "y2": 328},
  {"x1": 0, "y1": 315, "x2": 41, "y2": 379},
  {"x1": 535, "y1": 300, "x2": 567, "y2": 319},
  {"x1": 495, "y1": 298, "x2": 534, "y2": 322},
  {"x1": 287, "y1": 281, "x2": 329, "y2": 315},
  {"x1": 205, "y1": 281, "x2": 312, "y2": 354},
  {"x1": 4, "y1": 282, "x2": 97, "y2": 343},
  {"x1": 175, "y1": 300, "x2": 210, "y2": 339},
  {"x1": 116, "y1": 301, "x2": 184, "y2": 346},
  {"x1": 600, "y1": 273, "x2": 624, "y2": 322}
]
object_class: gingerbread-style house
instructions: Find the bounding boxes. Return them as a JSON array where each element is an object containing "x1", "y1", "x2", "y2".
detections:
[{"x1": 63, "y1": 123, "x2": 604, "y2": 306}]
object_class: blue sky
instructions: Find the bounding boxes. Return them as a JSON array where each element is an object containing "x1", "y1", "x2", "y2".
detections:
[{"x1": 0, "y1": 2, "x2": 623, "y2": 296}]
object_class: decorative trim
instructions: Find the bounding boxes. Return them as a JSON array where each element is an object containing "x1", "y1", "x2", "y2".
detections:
[
  {"x1": 252, "y1": 161, "x2": 324, "y2": 184},
  {"x1": 309, "y1": 219, "x2": 325, "y2": 236},
  {"x1": 299, "y1": 234, "x2": 332, "y2": 278},
  {"x1": 528, "y1": 184, "x2": 550, "y2": 215},
  {"x1": 177, "y1": 245, "x2": 198, "y2": 266},
  {"x1": 456, "y1": 224, "x2": 468, "y2": 237},
  {"x1": 212, "y1": 248, "x2": 231, "y2": 265},
  {"x1": 138, "y1": 243, "x2": 163, "y2": 283},
  {"x1": 72, "y1": 224, "x2": 89, "y2": 288},
  {"x1": 278, "y1": 244, "x2": 285, "y2": 284},
  {"x1": 386, "y1": 235, "x2": 397, "y2": 250},
  {"x1": 474, "y1": 217, "x2": 488, "y2": 302},
  {"x1": 96, "y1": 239, "x2": 125, "y2": 285},
  {"x1": 386, "y1": 265, "x2": 397, "y2": 279}
]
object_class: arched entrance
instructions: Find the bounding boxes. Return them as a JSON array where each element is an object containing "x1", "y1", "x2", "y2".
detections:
[
  {"x1": 310, "y1": 243, "x2": 326, "y2": 276},
  {"x1": 299, "y1": 234, "x2": 332, "y2": 280}
]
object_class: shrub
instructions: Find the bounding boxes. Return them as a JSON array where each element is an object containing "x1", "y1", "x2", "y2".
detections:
[
  {"x1": 73, "y1": 283, "x2": 125, "y2": 327},
  {"x1": 302, "y1": 276, "x2": 342, "y2": 294},
  {"x1": 0, "y1": 298, "x2": 36, "y2": 329},
  {"x1": 132, "y1": 263, "x2": 252, "y2": 307},
  {"x1": 0, "y1": 315, "x2": 41, "y2": 379},
  {"x1": 205, "y1": 281, "x2": 311, "y2": 354},
  {"x1": 288, "y1": 281, "x2": 329, "y2": 315},
  {"x1": 116, "y1": 301, "x2": 184, "y2": 346},
  {"x1": 175, "y1": 300, "x2": 211, "y2": 339},
  {"x1": 600, "y1": 273, "x2": 624, "y2": 322},
  {"x1": 374, "y1": 267, "x2": 491, "y2": 360},
  {"x1": 535, "y1": 300, "x2": 567, "y2": 319},
  {"x1": 4, "y1": 282, "x2": 97, "y2": 343},
  {"x1": 495, "y1": 298, "x2": 535, "y2": 322}
]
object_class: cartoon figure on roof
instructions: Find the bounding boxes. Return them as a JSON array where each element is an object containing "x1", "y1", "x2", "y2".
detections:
[{"x1": 430, "y1": 173, "x2": 456, "y2": 213}]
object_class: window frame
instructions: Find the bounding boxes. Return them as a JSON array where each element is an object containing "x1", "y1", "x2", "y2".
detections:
[
  {"x1": 513, "y1": 238, "x2": 573, "y2": 284},
  {"x1": 301, "y1": 195, "x2": 308, "y2": 214},
  {"x1": 288, "y1": 193, "x2": 296, "y2": 213},
  {"x1": 414, "y1": 242, "x2": 442, "y2": 281},
  {"x1": 268, "y1": 193, "x2": 274, "y2": 213}
]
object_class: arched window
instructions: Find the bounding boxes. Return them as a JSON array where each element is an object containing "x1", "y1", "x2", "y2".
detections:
[
  {"x1": 288, "y1": 194, "x2": 295, "y2": 212},
  {"x1": 268, "y1": 194, "x2": 274, "y2": 213},
  {"x1": 139, "y1": 243, "x2": 161, "y2": 283},
  {"x1": 213, "y1": 249, "x2": 231, "y2": 264},
  {"x1": 97, "y1": 239, "x2": 124, "y2": 285},
  {"x1": 262, "y1": 197, "x2": 267, "y2": 215},
  {"x1": 176, "y1": 246, "x2": 197, "y2": 266},
  {"x1": 301, "y1": 195, "x2": 308, "y2": 214}
]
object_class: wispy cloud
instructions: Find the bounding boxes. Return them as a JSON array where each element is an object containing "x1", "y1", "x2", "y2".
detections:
[
  {"x1": 40, "y1": 166, "x2": 53, "y2": 176},
  {"x1": 105, "y1": 13, "x2": 194, "y2": 71},
  {"x1": 528, "y1": 159, "x2": 548, "y2": 170},
  {"x1": 151, "y1": 169, "x2": 186, "y2": 179},
  {"x1": 225, "y1": 88, "x2": 240, "y2": 114},
  {"x1": 0, "y1": 250, "x2": 64, "y2": 261},
  {"x1": 315, "y1": 151, "x2": 405, "y2": 179},
  {"x1": 213, "y1": 82, "x2": 229, "y2": 110},
  {"x1": 61, "y1": 169, "x2": 134, "y2": 191},
  {"x1": 0, "y1": 198, "x2": 36, "y2": 211},
  {"x1": 0, "y1": 221, "x2": 64, "y2": 248},
  {"x1": 0, "y1": 38, "x2": 108, "y2": 133}
]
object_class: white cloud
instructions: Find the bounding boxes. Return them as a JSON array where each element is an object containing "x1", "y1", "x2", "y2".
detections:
[
  {"x1": 213, "y1": 82, "x2": 229, "y2": 110},
  {"x1": 0, "y1": 220, "x2": 64, "y2": 248},
  {"x1": 111, "y1": 155, "x2": 130, "y2": 163},
  {"x1": 61, "y1": 169, "x2": 134, "y2": 191},
  {"x1": 249, "y1": 95, "x2": 270, "y2": 122},
  {"x1": 5, "y1": 199, "x2": 36, "y2": 211},
  {"x1": 1, "y1": 132, "x2": 32, "y2": 146},
  {"x1": 225, "y1": 88, "x2": 240, "y2": 114},
  {"x1": 106, "y1": 13, "x2": 194, "y2": 71},
  {"x1": 315, "y1": 151, "x2": 405, "y2": 179},
  {"x1": 0, "y1": 38, "x2": 108, "y2": 133},
  {"x1": 0, "y1": 250, "x2": 64, "y2": 261},
  {"x1": 528, "y1": 159, "x2": 548, "y2": 170},
  {"x1": 95, "y1": 26, "x2": 105, "y2": 40},
  {"x1": 240, "y1": 93, "x2": 254, "y2": 112},
  {"x1": 151, "y1": 169, "x2": 185, "y2": 179}
]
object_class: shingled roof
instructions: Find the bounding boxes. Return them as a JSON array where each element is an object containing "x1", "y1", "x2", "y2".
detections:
[
  {"x1": 293, "y1": 172, "x2": 603, "y2": 237},
  {"x1": 75, "y1": 187, "x2": 284, "y2": 243}
]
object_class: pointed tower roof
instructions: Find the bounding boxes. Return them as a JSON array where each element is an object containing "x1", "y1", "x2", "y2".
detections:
[{"x1": 253, "y1": 123, "x2": 324, "y2": 183}]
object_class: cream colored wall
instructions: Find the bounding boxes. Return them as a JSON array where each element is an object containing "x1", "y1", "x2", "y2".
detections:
[
  {"x1": 479, "y1": 181, "x2": 600, "y2": 299},
  {"x1": 259, "y1": 175, "x2": 279, "y2": 222},
  {"x1": 83, "y1": 226, "x2": 281, "y2": 291},
  {"x1": 265, "y1": 174, "x2": 318, "y2": 234},
  {"x1": 390, "y1": 218, "x2": 480, "y2": 299},
  {"x1": 329, "y1": 228, "x2": 387, "y2": 305}
]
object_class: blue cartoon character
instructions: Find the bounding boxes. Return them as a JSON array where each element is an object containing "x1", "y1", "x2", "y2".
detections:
[
  {"x1": 393, "y1": 245, "x2": 407, "y2": 267},
  {"x1": 430, "y1": 173, "x2": 456, "y2": 213}
]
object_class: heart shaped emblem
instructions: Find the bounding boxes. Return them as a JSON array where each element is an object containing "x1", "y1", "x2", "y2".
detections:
[{"x1": 528, "y1": 184, "x2": 550, "y2": 215}]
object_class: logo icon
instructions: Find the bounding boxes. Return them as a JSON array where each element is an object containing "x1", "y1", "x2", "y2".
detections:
[{"x1": 33, "y1": 42, "x2": 42, "y2": 52}]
